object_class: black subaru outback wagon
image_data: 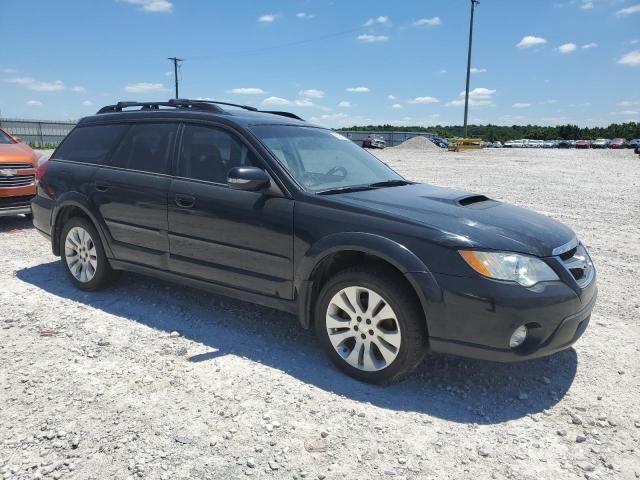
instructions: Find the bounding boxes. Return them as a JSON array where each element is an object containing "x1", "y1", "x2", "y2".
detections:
[{"x1": 32, "y1": 99, "x2": 597, "y2": 383}]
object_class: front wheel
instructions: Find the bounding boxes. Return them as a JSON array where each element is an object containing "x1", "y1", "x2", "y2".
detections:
[
  {"x1": 61, "y1": 217, "x2": 118, "y2": 291},
  {"x1": 315, "y1": 267, "x2": 428, "y2": 384}
]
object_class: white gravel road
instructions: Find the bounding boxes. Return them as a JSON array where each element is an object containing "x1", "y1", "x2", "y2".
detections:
[{"x1": 1, "y1": 148, "x2": 639, "y2": 480}]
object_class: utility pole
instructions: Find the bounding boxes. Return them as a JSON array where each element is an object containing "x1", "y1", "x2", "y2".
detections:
[
  {"x1": 168, "y1": 57, "x2": 183, "y2": 99},
  {"x1": 463, "y1": 0, "x2": 480, "y2": 138}
]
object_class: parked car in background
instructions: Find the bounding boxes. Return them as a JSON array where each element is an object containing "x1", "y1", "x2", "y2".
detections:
[
  {"x1": 429, "y1": 136, "x2": 449, "y2": 148},
  {"x1": 362, "y1": 134, "x2": 386, "y2": 149},
  {"x1": 628, "y1": 139, "x2": 640, "y2": 150},
  {"x1": 0, "y1": 127, "x2": 40, "y2": 218},
  {"x1": 592, "y1": 139, "x2": 610, "y2": 149},
  {"x1": 609, "y1": 138, "x2": 627, "y2": 149},
  {"x1": 557, "y1": 140, "x2": 573, "y2": 149},
  {"x1": 543, "y1": 140, "x2": 557, "y2": 148},
  {"x1": 504, "y1": 140, "x2": 524, "y2": 148},
  {"x1": 575, "y1": 140, "x2": 592, "y2": 149},
  {"x1": 31, "y1": 98, "x2": 598, "y2": 383}
]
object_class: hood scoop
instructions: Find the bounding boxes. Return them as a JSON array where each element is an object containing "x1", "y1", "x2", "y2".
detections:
[{"x1": 458, "y1": 194, "x2": 490, "y2": 206}]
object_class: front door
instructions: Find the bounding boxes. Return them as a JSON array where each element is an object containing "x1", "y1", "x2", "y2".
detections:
[{"x1": 168, "y1": 123, "x2": 294, "y2": 299}]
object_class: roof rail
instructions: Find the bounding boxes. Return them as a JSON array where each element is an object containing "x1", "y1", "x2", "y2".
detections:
[
  {"x1": 95, "y1": 98, "x2": 304, "y2": 121},
  {"x1": 96, "y1": 99, "x2": 225, "y2": 114}
]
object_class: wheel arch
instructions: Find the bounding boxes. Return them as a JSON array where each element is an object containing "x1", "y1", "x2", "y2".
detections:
[
  {"x1": 295, "y1": 233, "x2": 441, "y2": 331},
  {"x1": 52, "y1": 195, "x2": 112, "y2": 258}
]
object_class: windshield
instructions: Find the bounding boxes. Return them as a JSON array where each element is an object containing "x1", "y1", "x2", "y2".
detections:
[
  {"x1": 0, "y1": 129, "x2": 17, "y2": 144},
  {"x1": 250, "y1": 125, "x2": 404, "y2": 193}
]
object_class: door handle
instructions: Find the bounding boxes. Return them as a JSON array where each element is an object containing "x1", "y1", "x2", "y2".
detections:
[
  {"x1": 95, "y1": 182, "x2": 109, "y2": 192},
  {"x1": 175, "y1": 194, "x2": 195, "y2": 208}
]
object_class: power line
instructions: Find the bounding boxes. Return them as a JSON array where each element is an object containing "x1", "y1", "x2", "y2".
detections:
[
  {"x1": 168, "y1": 57, "x2": 184, "y2": 99},
  {"x1": 463, "y1": 0, "x2": 480, "y2": 138}
]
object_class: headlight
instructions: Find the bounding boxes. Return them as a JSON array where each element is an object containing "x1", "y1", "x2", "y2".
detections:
[{"x1": 459, "y1": 250, "x2": 559, "y2": 287}]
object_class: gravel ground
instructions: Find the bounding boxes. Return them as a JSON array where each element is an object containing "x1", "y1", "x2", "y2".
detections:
[{"x1": 1, "y1": 148, "x2": 639, "y2": 480}]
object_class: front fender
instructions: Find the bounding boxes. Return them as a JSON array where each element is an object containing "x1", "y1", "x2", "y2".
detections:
[
  {"x1": 295, "y1": 232, "x2": 442, "y2": 329},
  {"x1": 51, "y1": 193, "x2": 113, "y2": 258}
]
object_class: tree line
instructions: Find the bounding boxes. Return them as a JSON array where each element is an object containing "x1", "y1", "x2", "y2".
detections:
[{"x1": 337, "y1": 122, "x2": 640, "y2": 142}]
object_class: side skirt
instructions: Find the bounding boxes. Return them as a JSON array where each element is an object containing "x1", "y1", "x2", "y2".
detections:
[{"x1": 109, "y1": 259, "x2": 299, "y2": 315}]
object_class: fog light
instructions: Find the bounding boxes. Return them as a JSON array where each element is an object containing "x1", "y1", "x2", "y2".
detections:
[{"x1": 509, "y1": 326, "x2": 528, "y2": 349}]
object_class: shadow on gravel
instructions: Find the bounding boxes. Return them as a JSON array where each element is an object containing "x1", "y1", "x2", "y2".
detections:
[
  {"x1": 18, "y1": 261, "x2": 578, "y2": 425},
  {"x1": 0, "y1": 215, "x2": 33, "y2": 233}
]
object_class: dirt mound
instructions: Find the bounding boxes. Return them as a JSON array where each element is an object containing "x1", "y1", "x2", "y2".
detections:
[{"x1": 393, "y1": 135, "x2": 441, "y2": 151}]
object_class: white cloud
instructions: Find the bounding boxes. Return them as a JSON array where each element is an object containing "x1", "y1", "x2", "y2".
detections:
[
  {"x1": 516, "y1": 35, "x2": 547, "y2": 48},
  {"x1": 6, "y1": 77, "x2": 64, "y2": 91},
  {"x1": 338, "y1": 101, "x2": 351, "y2": 108},
  {"x1": 392, "y1": 104, "x2": 403, "y2": 109},
  {"x1": 227, "y1": 87, "x2": 266, "y2": 95},
  {"x1": 558, "y1": 43, "x2": 577, "y2": 54},
  {"x1": 446, "y1": 87, "x2": 496, "y2": 107},
  {"x1": 26, "y1": 100, "x2": 42, "y2": 106},
  {"x1": 618, "y1": 50, "x2": 640, "y2": 66},
  {"x1": 294, "y1": 99, "x2": 315, "y2": 107},
  {"x1": 121, "y1": 0, "x2": 173, "y2": 13},
  {"x1": 613, "y1": 110, "x2": 639, "y2": 115},
  {"x1": 2, "y1": 68, "x2": 18, "y2": 74},
  {"x1": 346, "y1": 86, "x2": 369, "y2": 93},
  {"x1": 414, "y1": 17, "x2": 442, "y2": 26},
  {"x1": 512, "y1": 103, "x2": 532, "y2": 108},
  {"x1": 364, "y1": 16, "x2": 390, "y2": 26},
  {"x1": 357, "y1": 34, "x2": 389, "y2": 43},
  {"x1": 540, "y1": 99, "x2": 558, "y2": 105},
  {"x1": 296, "y1": 12, "x2": 314, "y2": 19},
  {"x1": 616, "y1": 4, "x2": 640, "y2": 16},
  {"x1": 438, "y1": 69, "x2": 447, "y2": 74},
  {"x1": 470, "y1": 67, "x2": 487, "y2": 73},
  {"x1": 71, "y1": 86, "x2": 86, "y2": 93},
  {"x1": 82, "y1": 100, "x2": 94, "y2": 106},
  {"x1": 262, "y1": 96, "x2": 290, "y2": 106},
  {"x1": 582, "y1": 42, "x2": 598, "y2": 49},
  {"x1": 581, "y1": 1, "x2": 593, "y2": 9},
  {"x1": 123, "y1": 82, "x2": 167, "y2": 93},
  {"x1": 299, "y1": 89, "x2": 325, "y2": 99},
  {"x1": 407, "y1": 96, "x2": 439, "y2": 105},
  {"x1": 617, "y1": 100, "x2": 640, "y2": 106},
  {"x1": 387, "y1": 95, "x2": 396, "y2": 100},
  {"x1": 258, "y1": 14, "x2": 277, "y2": 23}
]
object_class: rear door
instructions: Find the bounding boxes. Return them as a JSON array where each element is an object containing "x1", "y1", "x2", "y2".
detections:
[
  {"x1": 167, "y1": 123, "x2": 294, "y2": 299},
  {"x1": 93, "y1": 122, "x2": 178, "y2": 270}
]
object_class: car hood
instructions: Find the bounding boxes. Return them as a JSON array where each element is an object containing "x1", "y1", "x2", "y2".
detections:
[
  {"x1": 0, "y1": 143, "x2": 38, "y2": 164},
  {"x1": 327, "y1": 183, "x2": 575, "y2": 257}
]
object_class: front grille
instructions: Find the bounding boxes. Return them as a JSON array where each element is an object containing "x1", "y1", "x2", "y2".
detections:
[
  {"x1": 0, "y1": 163, "x2": 33, "y2": 170},
  {"x1": 0, "y1": 174, "x2": 35, "y2": 187},
  {"x1": 558, "y1": 243, "x2": 594, "y2": 288},
  {"x1": 0, "y1": 195, "x2": 33, "y2": 208}
]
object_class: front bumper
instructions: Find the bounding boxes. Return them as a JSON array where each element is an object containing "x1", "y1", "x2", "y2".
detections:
[
  {"x1": 0, "y1": 195, "x2": 34, "y2": 217},
  {"x1": 410, "y1": 270, "x2": 597, "y2": 362}
]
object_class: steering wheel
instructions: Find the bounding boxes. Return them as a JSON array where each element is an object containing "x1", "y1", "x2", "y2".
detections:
[{"x1": 324, "y1": 165, "x2": 347, "y2": 180}]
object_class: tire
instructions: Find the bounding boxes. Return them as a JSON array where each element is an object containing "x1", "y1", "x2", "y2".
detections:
[
  {"x1": 60, "y1": 216, "x2": 118, "y2": 291},
  {"x1": 314, "y1": 266, "x2": 428, "y2": 384}
]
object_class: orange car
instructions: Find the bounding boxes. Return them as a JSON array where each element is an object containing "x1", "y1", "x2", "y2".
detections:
[{"x1": 0, "y1": 127, "x2": 40, "y2": 217}]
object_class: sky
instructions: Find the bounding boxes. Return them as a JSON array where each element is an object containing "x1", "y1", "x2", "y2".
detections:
[{"x1": 1, "y1": 0, "x2": 639, "y2": 128}]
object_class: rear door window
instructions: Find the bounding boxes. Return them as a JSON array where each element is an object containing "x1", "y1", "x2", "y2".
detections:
[
  {"x1": 54, "y1": 124, "x2": 127, "y2": 164},
  {"x1": 110, "y1": 123, "x2": 178, "y2": 175}
]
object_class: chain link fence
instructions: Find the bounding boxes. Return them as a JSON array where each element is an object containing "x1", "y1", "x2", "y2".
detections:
[{"x1": 0, "y1": 118, "x2": 76, "y2": 147}]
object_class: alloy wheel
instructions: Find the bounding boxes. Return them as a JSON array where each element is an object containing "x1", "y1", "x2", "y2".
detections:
[
  {"x1": 64, "y1": 226, "x2": 98, "y2": 283},
  {"x1": 325, "y1": 286, "x2": 402, "y2": 372}
]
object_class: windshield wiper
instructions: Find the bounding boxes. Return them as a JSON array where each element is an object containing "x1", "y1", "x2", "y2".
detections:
[
  {"x1": 367, "y1": 179, "x2": 411, "y2": 188},
  {"x1": 316, "y1": 185, "x2": 378, "y2": 195}
]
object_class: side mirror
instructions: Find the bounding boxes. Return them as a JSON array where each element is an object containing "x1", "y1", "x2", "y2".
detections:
[{"x1": 227, "y1": 166, "x2": 270, "y2": 191}]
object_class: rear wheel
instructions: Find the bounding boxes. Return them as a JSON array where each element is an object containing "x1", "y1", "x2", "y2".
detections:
[
  {"x1": 315, "y1": 267, "x2": 428, "y2": 384},
  {"x1": 61, "y1": 217, "x2": 117, "y2": 291}
]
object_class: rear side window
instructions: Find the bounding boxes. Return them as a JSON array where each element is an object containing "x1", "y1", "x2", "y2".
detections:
[
  {"x1": 54, "y1": 124, "x2": 127, "y2": 164},
  {"x1": 110, "y1": 123, "x2": 178, "y2": 174},
  {"x1": 177, "y1": 124, "x2": 257, "y2": 184}
]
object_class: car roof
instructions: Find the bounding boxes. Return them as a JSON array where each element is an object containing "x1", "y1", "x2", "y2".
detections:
[{"x1": 78, "y1": 100, "x2": 320, "y2": 130}]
